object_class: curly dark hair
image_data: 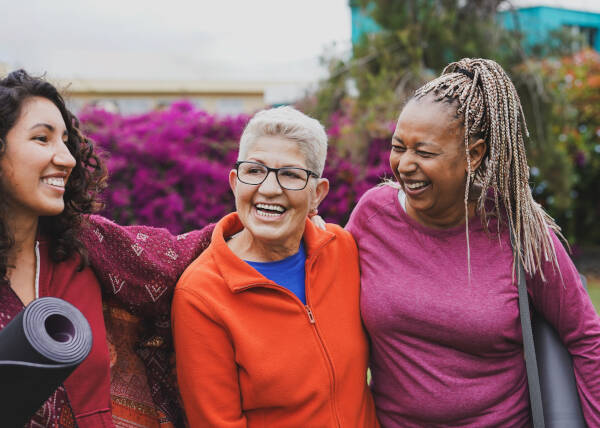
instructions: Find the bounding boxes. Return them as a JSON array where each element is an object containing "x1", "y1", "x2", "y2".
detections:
[{"x1": 0, "y1": 69, "x2": 107, "y2": 280}]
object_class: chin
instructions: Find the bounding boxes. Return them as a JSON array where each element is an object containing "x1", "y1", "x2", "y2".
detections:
[
  {"x1": 39, "y1": 201, "x2": 66, "y2": 217},
  {"x1": 249, "y1": 224, "x2": 290, "y2": 242}
]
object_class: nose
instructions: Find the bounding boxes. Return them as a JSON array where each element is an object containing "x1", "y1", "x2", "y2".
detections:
[
  {"x1": 258, "y1": 170, "x2": 283, "y2": 195},
  {"x1": 396, "y1": 151, "x2": 417, "y2": 175},
  {"x1": 53, "y1": 140, "x2": 76, "y2": 169}
]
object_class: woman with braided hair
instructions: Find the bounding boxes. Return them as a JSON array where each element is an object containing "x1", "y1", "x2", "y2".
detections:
[{"x1": 345, "y1": 58, "x2": 600, "y2": 426}]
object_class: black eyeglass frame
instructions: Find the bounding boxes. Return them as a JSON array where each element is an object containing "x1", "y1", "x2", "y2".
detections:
[{"x1": 234, "y1": 161, "x2": 319, "y2": 191}]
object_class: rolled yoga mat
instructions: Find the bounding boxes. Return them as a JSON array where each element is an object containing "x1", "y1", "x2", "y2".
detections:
[
  {"x1": 0, "y1": 297, "x2": 93, "y2": 427},
  {"x1": 532, "y1": 274, "x2": 588, "y2": 428}
]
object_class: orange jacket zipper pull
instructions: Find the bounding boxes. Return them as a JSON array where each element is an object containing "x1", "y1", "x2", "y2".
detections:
[{"x1": 305, "y1": 305, "x2": 316, "y2": 324}]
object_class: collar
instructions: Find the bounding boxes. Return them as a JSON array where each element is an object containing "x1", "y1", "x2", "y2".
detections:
[{"x1": 210, "y1": 212, "x2": 335, "y2": 293}]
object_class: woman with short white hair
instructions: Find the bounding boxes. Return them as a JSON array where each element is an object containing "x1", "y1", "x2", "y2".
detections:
[{"x1": 172, "y1": 106, "x2": 379, "y2": 427}]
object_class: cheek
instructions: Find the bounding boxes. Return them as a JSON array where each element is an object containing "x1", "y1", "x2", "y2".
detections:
[
  {"x1": 388, "y1": 153, "x2": 396, "y2": 170},
  {"x1": 233, "y1": 186, "x2": 254, "y2": 210},
  {"x1": 292, "y1": 192, "x2": 312, "y2": 215}
]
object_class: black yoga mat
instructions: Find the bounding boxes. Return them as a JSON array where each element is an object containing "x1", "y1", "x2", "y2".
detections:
[{"x1": 0, "y1": 297, "x2": 93, "y2": 427}]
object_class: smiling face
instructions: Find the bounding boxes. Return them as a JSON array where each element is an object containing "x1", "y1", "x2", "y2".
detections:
[
  {"x1": 229, "y1": 135, "x2": 329, "y2": 257},
  {"x1": 0, "y1": 97, "x2": 76, "y2": 222},
  {"x1": 390, "y1": 97, "x2": 486, "y2": 229}
]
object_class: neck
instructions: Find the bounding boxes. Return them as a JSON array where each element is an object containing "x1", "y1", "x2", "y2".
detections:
[
  {"x1": 228, "y1": 228, "x2": 302, "y2": 262},
  {"x1": 406, "y1": 200, "x2": 477, "y2": 230},
  {"x1": 6, "y1": 213, "x2": 39, "y2": 260}
]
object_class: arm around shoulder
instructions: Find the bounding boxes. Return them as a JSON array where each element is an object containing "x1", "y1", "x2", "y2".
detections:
[{"x1": 80, "y1": 215, "x2": 215, "y2": 316}]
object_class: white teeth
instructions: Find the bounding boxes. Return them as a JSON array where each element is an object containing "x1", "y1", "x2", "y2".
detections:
[
  {"x1": 42, "y1": 177, "x2": 65, "y2": 187},
  {"x1": 406, "y1": 181, "x2": 428, "y2": 190},
  {"x1": 256, "y1": 203, "x2": 285, "y2": 213},
  {"x1": 257, "y1": 211, "x2": 282, "y2": 217}
]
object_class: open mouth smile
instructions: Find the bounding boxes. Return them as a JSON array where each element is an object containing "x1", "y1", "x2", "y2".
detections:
[
  {"x1": 403, "y1": 180, "x2": 431, "y2": 195},
  {"x1": 255, "y1": 203, "x2": 286, "y2": 217},
  {"x1": 41, "y1": 176, "x2": 66, "y2": 189}
]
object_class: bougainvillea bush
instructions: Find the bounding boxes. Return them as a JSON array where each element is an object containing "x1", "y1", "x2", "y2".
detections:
[{"x1": 79, "y1": 102, "x2": 393, "y2": 233}]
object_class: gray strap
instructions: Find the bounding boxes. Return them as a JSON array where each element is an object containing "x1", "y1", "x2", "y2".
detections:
[{"x1": 516, "y1": 254, "x2": 546, "y2": 428}]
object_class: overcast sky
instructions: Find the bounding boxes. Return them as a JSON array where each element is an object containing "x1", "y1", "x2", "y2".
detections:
[
  {"x1": 0, "y1": 0, "x2": 352, "y2": 83},
  {"x1": 1, "y1": 0, "x2": 597, "y2": 85}
]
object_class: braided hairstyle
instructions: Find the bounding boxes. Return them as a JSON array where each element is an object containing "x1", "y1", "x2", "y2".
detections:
[{"x1": 413, "y1": 58, "x2": 561, "y2": 278}]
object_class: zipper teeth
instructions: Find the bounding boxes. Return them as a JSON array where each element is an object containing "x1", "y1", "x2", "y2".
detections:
[
  {"x1": 304, "y1": 259, "x2": 341, "y2": 427},
  {"x1": 237, "y1": 255, "x2": 341, "y2": 426},
  {"x1": 311, "y1": 315, "x2": 341, "y2": 427},
  {"x1": 34, "y1": 241, "x2": 40, "y2": 299}
]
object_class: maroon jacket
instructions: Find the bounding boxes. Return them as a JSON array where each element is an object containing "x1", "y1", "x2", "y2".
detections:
[
  {"x1": 0, "y1": 237, "x2": 112, "y2": 427},
  {"x1": 0, "y1": 216, "x2": 214, "y2": 427}
]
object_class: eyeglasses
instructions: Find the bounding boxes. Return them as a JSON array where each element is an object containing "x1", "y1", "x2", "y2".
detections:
[{"x1": 234, "y1": 161, "x2": 319, "y2": 191}]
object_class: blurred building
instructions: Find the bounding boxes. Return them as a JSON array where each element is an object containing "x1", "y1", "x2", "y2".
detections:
[
  {"x1": 53, "y1": 77, "x2": 267, "y2": 116},
  {"x1": 1, "y1": 60, "x2": 315, "y2": 116},
  {"x1": 499, "y1": 6, "x2": 600, "y2": 52},
  {"x1": 350, "y1": 1, "x2": 600, "y2": 52}
]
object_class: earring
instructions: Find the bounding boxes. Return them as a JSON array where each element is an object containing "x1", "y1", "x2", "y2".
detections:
[{"x1": 308, "y1": 207, "x2": 319, "y2": 218}]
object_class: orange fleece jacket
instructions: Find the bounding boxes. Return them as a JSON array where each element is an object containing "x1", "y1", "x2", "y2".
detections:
[{"x1": 172, "y1": 213, "x2": 379, "y2": 428}]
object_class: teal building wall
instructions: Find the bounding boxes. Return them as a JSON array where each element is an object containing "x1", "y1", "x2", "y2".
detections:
[
  {"x1": 499, "y1": 7, "x2": 600, "y2": 51},
  {"x1": 350, "y1": 0, "x2": 381, "y2": 45},
  {"x1": 350, "y1": 3, "x2": 600, "y2": 52}
]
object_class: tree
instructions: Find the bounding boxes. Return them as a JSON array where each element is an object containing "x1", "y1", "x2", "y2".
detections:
[
  {"x1": 305, "y1": 0, "x2": 518, "y2": 158},
  {"x1": 302, "y1": 0, "x2": 598, "y2": 244}
]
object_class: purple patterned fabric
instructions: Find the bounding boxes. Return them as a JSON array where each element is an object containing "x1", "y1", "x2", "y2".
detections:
[{"x1": 80, "y1": 215, "x2": 214, "y2": 425}]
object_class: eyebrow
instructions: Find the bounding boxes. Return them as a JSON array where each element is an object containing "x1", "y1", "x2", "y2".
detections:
[
  {"x1": 392, "y1": 136, "x2": 437, "y2": 148},
  {"x1": 246, "y1": 158, "x2": 305, "y2": 169},
  {"x1": 30, "y1": 123, "x2": 68, "y2": 138},
  {"x1": 30, "y1": 123, "x2": 55, "y2": 131}
]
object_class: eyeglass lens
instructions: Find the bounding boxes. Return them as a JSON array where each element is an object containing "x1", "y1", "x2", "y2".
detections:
[{"x1": 237, "y1": 162, "x2": 309, "y2": 190}]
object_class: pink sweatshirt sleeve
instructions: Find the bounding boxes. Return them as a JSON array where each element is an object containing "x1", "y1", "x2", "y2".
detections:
[
  {"x1": 527, "y1": 231, "x2": 600, "y2": 425},
  {"x1": 80, "y1": 215, "x2": 214, "y2": 317}
]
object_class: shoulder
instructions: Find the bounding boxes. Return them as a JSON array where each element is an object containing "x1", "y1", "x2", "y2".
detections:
[
  {"x1": 176, "y1": 246, "x2": 218, "y2": 293},
  {"x1": 354, "y1": 185, "x2": 397, "y2": 217},
  {"x1": 325, "y1": 223, "x2": 356, "y2": 248},
  {"x1": 347, "y1": 185, "x2": 398, "y2": 233},
  {"x1": 361, "y1": 184, "x2": 396, "y2": 204}
]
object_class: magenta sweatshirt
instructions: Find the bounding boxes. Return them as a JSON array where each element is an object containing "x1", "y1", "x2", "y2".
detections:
[{"x1": 346, "y1": 185, "x2": 600, "y2": 427}]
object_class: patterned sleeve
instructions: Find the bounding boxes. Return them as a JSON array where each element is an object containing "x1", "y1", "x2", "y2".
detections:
[{"x1": 80, "y1": 215, "x2": 215, "y2": 318}]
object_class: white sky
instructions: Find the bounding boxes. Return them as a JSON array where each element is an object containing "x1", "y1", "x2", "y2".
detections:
[
  {"x1": 1, "y1": 0, "x2": 597, "y2": 85},
  {"x1": 0, "y1": 0, "x2": 352, "y2": 83}
]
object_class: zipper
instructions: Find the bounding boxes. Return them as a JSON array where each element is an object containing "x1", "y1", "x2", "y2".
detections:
[
  {"x1": 304, "y1": 258, "x2": 342, "y2": 428},
  {"x1": 34, "y1": 241, "x2": 40, "y2": 300},
  {"x1": 305, "y1": 305, "x2": 315, "y2": 323},
  {"x1": 237, "y1": 242, "x2": 342, "y2": 427}
]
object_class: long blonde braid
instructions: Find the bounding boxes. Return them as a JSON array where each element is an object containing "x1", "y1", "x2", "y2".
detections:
[{"x1": 414, "y1": 58, "x2": 561, "y2": 279}]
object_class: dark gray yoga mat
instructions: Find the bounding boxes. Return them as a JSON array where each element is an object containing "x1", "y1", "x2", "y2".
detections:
[
  {"x1": 532, "y1": 275, "x2": 588, "y2": 428},
  {"x1": 0, "y1": 297, "x2": 92, "y2": 427}
]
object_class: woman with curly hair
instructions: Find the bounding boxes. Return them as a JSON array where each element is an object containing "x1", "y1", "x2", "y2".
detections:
[{"x1": 0, "y1": 70, "x2": 214, "y2": 427}]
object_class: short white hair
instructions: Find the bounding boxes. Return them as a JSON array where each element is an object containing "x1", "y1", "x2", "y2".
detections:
[{"x1": 238, "y1": 106, "x2": 328, "y2": 176}]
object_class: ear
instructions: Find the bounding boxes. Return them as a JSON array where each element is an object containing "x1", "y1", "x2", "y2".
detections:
[
  {"x1": 467, "y1": 138, "x2": 487, "y2": 172},
  {"x1": 312, "y1": 178, "x2": 330, "y2": 209},
  {"x1": 228, "y1": 169, "x2": 238, "y2": 194}
]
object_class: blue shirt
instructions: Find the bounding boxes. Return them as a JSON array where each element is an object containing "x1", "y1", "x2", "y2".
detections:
[{"x1": 246, "y1": 241, "x2": 307, "y2": 304}]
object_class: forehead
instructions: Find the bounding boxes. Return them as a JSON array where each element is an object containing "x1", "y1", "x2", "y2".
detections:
[
  {"x1": 396, "y1": 98, "x2": 460, "y2": 136},
  {"x1": 244, "y1": 135, "x2": 307, "y2": 167},
  {"x1": 14, "y1": 97, "x2": 66, "y2": 130}
]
